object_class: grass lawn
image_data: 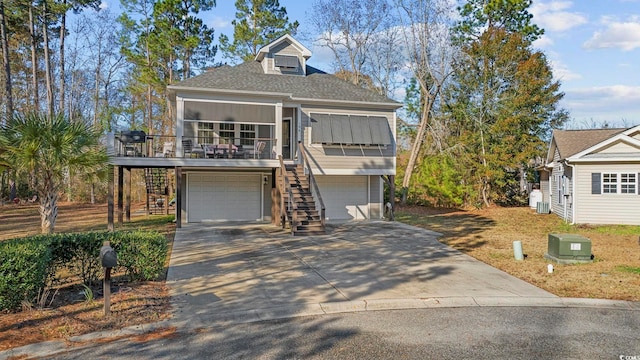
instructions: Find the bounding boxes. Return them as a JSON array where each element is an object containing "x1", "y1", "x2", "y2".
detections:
[
  {"x1": 397, "y1": 205, "x2": 640, "y2": 301},
  {"x1": 0, "y1": 202, "x2": 175, "y2": 351}
]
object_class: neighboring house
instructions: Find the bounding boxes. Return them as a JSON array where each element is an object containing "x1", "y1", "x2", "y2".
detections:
[
  {"x1": 540, "y1": 125, "x2": 640, "y2": 225},
  {"x1": 107, "y1": 35, "x2": 401, "y2": 233}
]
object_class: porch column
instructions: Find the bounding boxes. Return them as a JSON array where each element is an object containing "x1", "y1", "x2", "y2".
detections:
[
  {"x1": 175, "y1": 97, "x2": 184, "y2": 157},
  {"x1": 107, "y1": 165, "x2": 114, "y2": 232},
  {"x1": 175, "y1": 166, "x2": 182, "y2": 228},
  {"x1": 117, "y1": 166, "x2": 124, "y2": 225},
  {"x1": 389, "y1": 175, "x2": 396, "y2": 221},
  {"x1": 296, "y1": 107, "x2": 302, "y2": 163},
  {"x1": 275, "y1": 101, "x2": 283, "y2": 157},
  {"x1": 125, "y1": 167, "x2": 131, "y2": 222}
]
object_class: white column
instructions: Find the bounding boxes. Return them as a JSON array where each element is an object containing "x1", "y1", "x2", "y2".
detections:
[
  {"x1": 176, "y1": 97, "x2": 184, "y2": 157},
  {"x1": 275, "y1": 102, "x2": 283, "y2": 157}
]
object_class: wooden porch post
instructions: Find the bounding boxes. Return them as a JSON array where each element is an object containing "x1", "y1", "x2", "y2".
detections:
[
  {"x1": 107, "y1": 165, "x2": 114, "y2": 232},
  {"x1": 117, "y1": 166, "x2": 124, "y2": 225},
  {"x1": 271, "y1": 167, "x2": 279, "y2": 225},
  {"x1": 125, "y1": 167, "x2": 131, "y2": 222},
  {"x1": 175, "y1": 166, "x2": 182, "y2": 228},
  {"x1": 389, "y1": 175, "x2": 396, "y2": 220}
]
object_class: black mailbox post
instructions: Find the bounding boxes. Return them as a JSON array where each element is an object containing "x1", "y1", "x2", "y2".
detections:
[{"x1": 99, "y1": 241, "x2": 117, "y2": 316}]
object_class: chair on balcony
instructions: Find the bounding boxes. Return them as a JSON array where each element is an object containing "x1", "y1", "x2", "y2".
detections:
[
  {"x1": 182, "y1": 139, "x2": 204, "y2": 158},
  {"x1": 248, "y1": 141, "x2": 266, "y2": 159},
  {"x1": 162, "y1": 142, "x2": 174, "y2": 157}
]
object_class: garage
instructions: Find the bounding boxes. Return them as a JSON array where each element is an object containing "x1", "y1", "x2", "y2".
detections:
[
  {"x1": 187, "y1": 173, "x2": 262, "y2": 222},
  {"x1": 316, "y1": 175, "x2": 369, "y2": 220}
]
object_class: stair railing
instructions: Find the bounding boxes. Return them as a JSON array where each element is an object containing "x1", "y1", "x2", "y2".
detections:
[
  {"x1": 278, "y1": 155, "x2": 297, "y2": 234},
  {"x1": 298, "y1": 142, "x2": 325, "y2": 227}
]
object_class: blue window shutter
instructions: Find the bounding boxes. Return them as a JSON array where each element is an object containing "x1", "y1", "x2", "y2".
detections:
[{"x1": 591, "y1": 173, "x2": 601, "y2": 194}]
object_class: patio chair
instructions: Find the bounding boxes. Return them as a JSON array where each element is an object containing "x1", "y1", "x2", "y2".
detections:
[
  {"x1": 248, "y1": 141, "x2": 266, "y2": 159},
  {"x1": 182, "y1": 139, "x2": 203, "y2": 158},
  {"x1": 162, "y1": 142, "x2": 174, "y2": 157}
]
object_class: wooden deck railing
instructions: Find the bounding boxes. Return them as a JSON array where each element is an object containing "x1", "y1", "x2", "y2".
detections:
[
  {"x1": 278, "y1": 155, "x2": 297, "y2": 234},
  {"x1": 298, "y1": 142, "x2": 325, "y2": 227}
]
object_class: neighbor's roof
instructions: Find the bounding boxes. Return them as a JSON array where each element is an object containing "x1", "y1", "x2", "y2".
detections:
[
  {"x1": 551, "y1": 128, "x2": 626, "y2": 160},
  {"x1": 168, "y1": 61, "x2": 401, "y2": 107}
]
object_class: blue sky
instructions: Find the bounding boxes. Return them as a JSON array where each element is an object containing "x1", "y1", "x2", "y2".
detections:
[{"x1": 103, "y1": 0, "x2": 640, "y2": 129}]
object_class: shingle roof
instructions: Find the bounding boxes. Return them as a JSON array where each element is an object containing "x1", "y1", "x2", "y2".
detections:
[
  {"x1": 169, "y1": 61, "x2": 400, "y2": 106},
  {"x1": 552, "y1": 128, "x2": 626, "y2": 159}
]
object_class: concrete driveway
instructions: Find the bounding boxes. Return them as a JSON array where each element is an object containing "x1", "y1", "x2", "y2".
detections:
[{"x1": 167, "y1": 221, "x2": 558, "y2": 328}]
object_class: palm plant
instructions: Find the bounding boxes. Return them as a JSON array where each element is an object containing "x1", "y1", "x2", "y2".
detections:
[{"x1": 0, "y1": 112, "x2": 108, "y2": 233}]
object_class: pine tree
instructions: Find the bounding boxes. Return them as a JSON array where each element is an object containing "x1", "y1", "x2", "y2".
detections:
[{"x1": 219, "y1": 0, "x2": 298, "y2": 62}]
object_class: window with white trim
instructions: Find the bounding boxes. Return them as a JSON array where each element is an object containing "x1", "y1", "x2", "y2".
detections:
[{"x1": 602, "y1": 172, "x2": 636, "y2": 194}]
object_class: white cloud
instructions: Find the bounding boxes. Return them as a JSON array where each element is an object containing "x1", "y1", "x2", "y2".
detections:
[
  {"x1": 530, "y1": 1, "x2": 588, "y2": 32},
  {"x1": 211, "y1": 16, "x2": 232, "y2": 30},
  {"x1": 583, "y1": 19, "x2": 640, "y2": 51},
  {"x1": 99, "y1": 1, "x2": 108, "y2": 10},
  {"x1": 563, "y1": 85, "x2": 640, "y2": 125},
  {"x1": 533, "y1": 34, "x2": 554, "y2": 49},
  {"x1": 550, "y1": 58, "x2": 581, "y2": 81}
]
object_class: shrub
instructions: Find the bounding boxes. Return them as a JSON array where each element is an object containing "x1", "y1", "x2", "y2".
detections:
[
  {"x1": 112, "y1": 231, "x2": 167, "y2": 281},
  {"x1": 0, "y1": 230, "x2": 168, "y2": 311},
  {"x1": 0, "y1": 237, "x2": 52, "y2": 311},
  {"x1": 49, "y1": 232, "x2": 103, "y2": 285}
]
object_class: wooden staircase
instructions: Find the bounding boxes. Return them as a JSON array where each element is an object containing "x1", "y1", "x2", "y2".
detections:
[{"x1": 282, "y1": 164, "x2": 325, "y2": 236}]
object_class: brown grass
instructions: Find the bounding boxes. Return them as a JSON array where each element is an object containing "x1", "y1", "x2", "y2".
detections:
[
  {"x1": 397, "y1": 205, "x2": 640, "y2": 301},
  {"x1": 0, "y1": 202, "x2": 175, "y2": 351}
]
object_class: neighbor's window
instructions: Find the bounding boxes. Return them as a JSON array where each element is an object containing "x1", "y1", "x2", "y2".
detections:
[
  {"x1": 621, "y1": 173, "x2": 637, "y2": 194},
  {"x1": 602, "y1": 172, "x2": 636, "y2": 194}
]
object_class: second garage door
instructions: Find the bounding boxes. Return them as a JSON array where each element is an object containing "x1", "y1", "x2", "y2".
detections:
[
  {"x1": 316, "y1": 175, "x2": 369, "y2": 220},
  {"x1": 187, "y1": 173, "x2": 261, "y2": 222}
]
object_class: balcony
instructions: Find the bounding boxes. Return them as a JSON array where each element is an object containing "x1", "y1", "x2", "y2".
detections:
[{"x1": 108, "y1": 131, "x2": 280, "y2": 168}]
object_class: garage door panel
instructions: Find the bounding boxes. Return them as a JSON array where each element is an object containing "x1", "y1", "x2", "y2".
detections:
[
  {"x1": 316, "y1": 176, "x2": 368, "y2": 220},
  {"x1": 187, "y1": 173, "x2": 261, "y2": 222}
]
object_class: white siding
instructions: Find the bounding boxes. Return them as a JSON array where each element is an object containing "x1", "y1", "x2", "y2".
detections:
[
  {"x1": 574, "y1": 163, "x2": 640, "y2": 225},
  {"x1": 597, "y1": 141, "x2": 640, "y2": 154},
  {"x1": 369, "y1": 175, "x2": 383, "y2": 219},
  {"x1": 549, "y1": 148, "x2": 574, "y2": 222}
]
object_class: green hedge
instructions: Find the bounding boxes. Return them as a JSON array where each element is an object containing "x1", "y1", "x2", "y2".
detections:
[
  {"x1": 0, "y1": 230, "x2": 168, "y2": 312},
  {"x1": 0, "y1": 237, "x2": 52, "y2": 311}
]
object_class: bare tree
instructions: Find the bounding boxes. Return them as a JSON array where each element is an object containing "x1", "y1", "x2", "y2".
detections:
[
  {"x1": 310, "y1": 0, "x2": 391, "y2": 86},
  {"x1": 395, "y1": 0, "x2": 455, "y2": 204}
]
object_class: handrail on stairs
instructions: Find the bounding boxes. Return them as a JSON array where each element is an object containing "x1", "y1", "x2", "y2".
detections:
[
  {"x1": 278, "y1": 155, "x2": 297, "y2": 234},
  {"x1": 297, "y1": 142, "x2": 325, "y2": 227}
]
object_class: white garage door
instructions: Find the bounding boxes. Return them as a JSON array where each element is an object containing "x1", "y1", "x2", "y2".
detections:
[
  {"x1": 316, "y1": 176, "x2": 369, "y2": 220},
  {"x1": 187, "y1": 173, "x2": 261, "y2": 222}
]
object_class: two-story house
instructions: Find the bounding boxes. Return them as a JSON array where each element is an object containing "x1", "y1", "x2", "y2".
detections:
[{"x1": 107, "y1": 35, "x2": 401, "y2": 234}]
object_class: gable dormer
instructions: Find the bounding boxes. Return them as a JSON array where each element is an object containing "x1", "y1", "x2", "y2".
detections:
[{"x1": 255, "y1": 34, "x2": 312, "y2": 76}]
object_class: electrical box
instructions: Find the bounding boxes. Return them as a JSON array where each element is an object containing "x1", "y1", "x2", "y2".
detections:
[{"x1": 544, "y1": 233, "x2": 593, "y2": 264}]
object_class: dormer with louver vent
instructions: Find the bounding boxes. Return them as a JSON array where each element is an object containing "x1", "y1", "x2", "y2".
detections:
[{"x1": 256, "y1": 34, "x2": 312, "y2": 76}]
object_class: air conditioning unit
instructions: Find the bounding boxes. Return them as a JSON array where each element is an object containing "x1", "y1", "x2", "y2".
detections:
[
  {"x1": 544, "y1": 233, "x2": 593, "y2": 264},
  {"x1": 536, "y1": 202, "x2": 550, "y2": 214}
]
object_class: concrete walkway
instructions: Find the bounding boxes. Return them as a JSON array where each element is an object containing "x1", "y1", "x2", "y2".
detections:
[{"x1": 167, "y1": 221, "x2": 563, "y2": 328}]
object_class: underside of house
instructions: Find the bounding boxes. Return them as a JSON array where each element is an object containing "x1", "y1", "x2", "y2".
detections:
[{"x1": 106, "y1": 35, "x2": 401, "y2": 234}]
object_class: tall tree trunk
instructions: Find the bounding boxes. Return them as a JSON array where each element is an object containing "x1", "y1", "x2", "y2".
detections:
[
  {"x1": 29, "y1": 5, "x2": 39, "y2": 110},
  {"x1": 42, "y1": 1, "x2": 54, "y2": 117},
  {"x1": 59, "y1": 6, "x2": 66, "y2": 117},
  {"x1": 0, "y1": 0, "x2": 13, "y2": 118},
  {"x1": 400, "y1": 85, "x2": 439, "y2": 204}
]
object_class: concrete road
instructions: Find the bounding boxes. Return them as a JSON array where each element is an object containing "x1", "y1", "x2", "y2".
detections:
[{"x1": 42, "y1": 307, "x2": 640, "y2": 360}]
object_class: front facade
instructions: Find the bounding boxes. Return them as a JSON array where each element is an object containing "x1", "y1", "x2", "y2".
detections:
[
  {"x1": 108, "y1": 35, "x2": 400, "y2": 227},
  {"x1": 541, "y1": 125, "x2": 640, "y2": 225}
]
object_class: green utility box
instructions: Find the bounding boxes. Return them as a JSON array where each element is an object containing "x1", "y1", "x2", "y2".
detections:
[{"x1": 544, "y1": 233, "x2": 593, "y2": 264}]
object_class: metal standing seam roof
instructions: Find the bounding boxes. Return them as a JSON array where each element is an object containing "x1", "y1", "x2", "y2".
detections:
[
  {"x1": 168, "y1": 61, "x2": 401, "y2": 107},
  {"x1": 551, "y1": 128, "x2": 626, "y2": 160}
]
